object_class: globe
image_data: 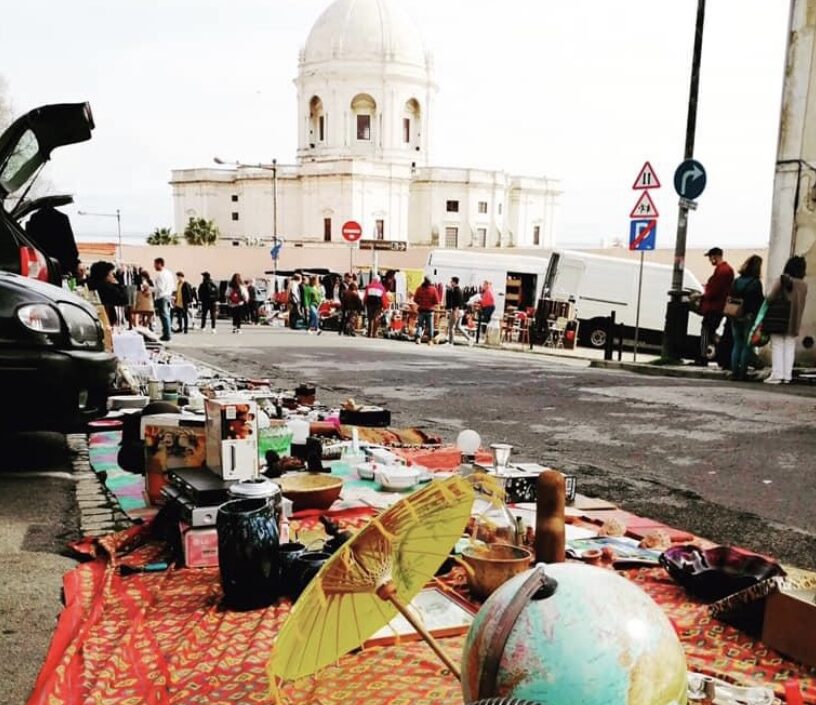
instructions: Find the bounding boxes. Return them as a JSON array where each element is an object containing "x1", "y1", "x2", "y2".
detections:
[{"x1": 461, "y1": 563, "x2": 687, "y2": 705}]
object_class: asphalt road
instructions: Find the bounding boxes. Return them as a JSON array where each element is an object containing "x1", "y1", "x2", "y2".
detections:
[
  {"x1": 0, "y1": 433, "x2": 79, "y2": 705},
  {"x1": 175, "y1": 326, "x2": 816, "y2": 570}
]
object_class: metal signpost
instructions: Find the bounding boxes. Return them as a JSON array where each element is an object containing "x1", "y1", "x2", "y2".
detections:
[
  {"x1": 342, "y1": 220, "x2": 363, "y2": 273},
  {"x1": 662, "y1": 0, "x2": 707, "y2": 361},
  {"x1": 629, "y1": 161, "x2": 661, "y2": 361}
]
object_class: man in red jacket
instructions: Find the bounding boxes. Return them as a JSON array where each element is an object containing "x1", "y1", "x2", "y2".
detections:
[
  {"x1": 697, "y1": 247, "x2": 734, "y2": 365},
  {"x1": 414, "y1": 277, "x2": 440, "y2": 344}
]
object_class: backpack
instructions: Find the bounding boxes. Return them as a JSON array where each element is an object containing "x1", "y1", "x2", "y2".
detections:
[
  {"x1": 206, "y1": 280, "x2": 218, "y2": 300},
  {"x1": 229, "y1": 287, "x2": 243, "y2": 305}
]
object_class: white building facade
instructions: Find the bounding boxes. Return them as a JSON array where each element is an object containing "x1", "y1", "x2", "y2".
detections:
[{"x1": 170, "y1": 0, "x2": 560, "y2": 250}]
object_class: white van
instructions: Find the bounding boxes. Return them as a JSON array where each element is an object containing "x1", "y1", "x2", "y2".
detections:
[
  {"x1": 424, "y1": 249, "x2": 550, "y2": 313},
  {"x1": 544, "y1": 250, "x2": 703, "y2": 350}
]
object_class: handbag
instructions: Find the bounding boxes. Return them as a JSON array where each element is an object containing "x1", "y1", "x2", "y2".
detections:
[
  {"x1": 762, "y1": 279, "x2": 791, "y2": 334},
  {"x1": 723, "y1": 295, "x2": 744, "y2": 319}
]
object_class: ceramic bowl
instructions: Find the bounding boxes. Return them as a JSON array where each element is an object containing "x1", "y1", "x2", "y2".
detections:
[
  {"x1": 460, "y1": 543, "x2": 533, "y2": 600},
  {"x1": 374, "y1": 466, "x2": 421, "y2": 491},
  {"x1": 274, "y1": 473, "x2": 343, "y2": 512}
]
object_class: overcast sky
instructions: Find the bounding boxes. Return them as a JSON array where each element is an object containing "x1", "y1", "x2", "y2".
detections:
[{"x1": 1, "y1": 0, "x2": 791, "y2": 249}]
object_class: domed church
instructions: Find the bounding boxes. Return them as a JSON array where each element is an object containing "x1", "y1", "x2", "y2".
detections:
[{"x1": 170, "y1": 0, "x2": 560, "y2": 250}]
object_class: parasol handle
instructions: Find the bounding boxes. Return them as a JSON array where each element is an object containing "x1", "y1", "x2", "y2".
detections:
[{"x1": 376, "y1": 582, "x2": 462, "y2": 680}]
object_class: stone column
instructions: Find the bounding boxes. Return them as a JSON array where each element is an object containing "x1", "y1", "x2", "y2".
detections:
[{"x1": 768, "y1": 0, "x2": 816, "y2": 364}]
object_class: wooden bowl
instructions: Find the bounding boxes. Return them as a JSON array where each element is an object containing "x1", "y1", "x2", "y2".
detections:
[
  {"x1": 274, "y1": 473, "x2": 343, "y2": 512},
  {"x1": 461, "y1": 544, "x2": 533, "y2": 600}
]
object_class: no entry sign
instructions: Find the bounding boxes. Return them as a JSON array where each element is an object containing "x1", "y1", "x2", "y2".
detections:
[{"x1": 341, "y1": 220, "x2": 363, "y2": 243}]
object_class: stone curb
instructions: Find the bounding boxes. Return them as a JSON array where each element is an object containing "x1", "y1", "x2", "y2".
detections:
[{"x1": 588, "y1": 359, "x2": 726, "y2": 380}]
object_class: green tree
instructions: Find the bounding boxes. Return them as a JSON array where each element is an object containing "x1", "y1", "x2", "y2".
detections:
[
  {"x1": 183, "y1": 217, "x2": 220, "y2": 246},
  {"x1": 146, "y1": 227, "x2": 179, "y2": 245}
]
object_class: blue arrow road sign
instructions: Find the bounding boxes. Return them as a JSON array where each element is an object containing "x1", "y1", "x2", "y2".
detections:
[
  {"x1": 673, "y1": 159, "x2": 707, "y2": 200},
  {"x1": 629, "y1": 219, "x2": 657, "y2": 251},
  {"x1": 270, "y1": 241, "x2": 283, "y2": 261}
]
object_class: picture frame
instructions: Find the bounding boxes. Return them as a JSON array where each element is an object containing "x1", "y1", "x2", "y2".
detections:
[{"x1": 363, "y1": 586, "x2": 477, "y2": 648}]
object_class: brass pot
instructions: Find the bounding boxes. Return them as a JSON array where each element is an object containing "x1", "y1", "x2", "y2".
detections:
[{"x1": 461, "y1": 544, "x2": 533, "y2": 600}]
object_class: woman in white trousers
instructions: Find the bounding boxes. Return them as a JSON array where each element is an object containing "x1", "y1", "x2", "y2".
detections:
[{"x1": 765, "y1": 256, "x2": 808, "y2": 384}]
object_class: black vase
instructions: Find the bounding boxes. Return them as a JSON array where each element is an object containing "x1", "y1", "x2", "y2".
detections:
[{"x1": 217, "y1": 497, "x2": 281, "y2": 610}]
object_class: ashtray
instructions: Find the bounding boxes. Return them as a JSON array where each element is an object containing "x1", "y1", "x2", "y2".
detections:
[{"x1": 659, "y1": 544, "x2": 785, "y2": 602}]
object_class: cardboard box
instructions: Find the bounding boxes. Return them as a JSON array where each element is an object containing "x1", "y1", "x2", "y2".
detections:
[
  {"x1": 179, "y1": 521, "x2": 219, "y2": 568},
  {"x1": 142, "y1": 414, "x2": 207, "y2": 505},
  {"x1": 762, "y1": 585, "x2": 816, "y2": 667},
  {"x1": 205, "y1": 399, "x2": 259, "y2": 480}
]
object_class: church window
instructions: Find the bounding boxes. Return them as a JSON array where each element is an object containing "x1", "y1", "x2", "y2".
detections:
[
  {"x1": 533, "y1": 225, "x2": 541, "y2": 246},
  {"x1": 376, "y1": 219, "x2": 385, "y2": 240},
  {"x1": 324, "y1": 218, "x2": 332, "y2": 242},
  {"x1": 357, "y1": 115, "x2": 371, "y2": 141},
  {"x1": 446, "y1": 200, "x2": 459, "y2": 213},
  {"x1": 403, "y1": 118, "x2": 410, "y2": 143},
  {"x1": 476, "y1": 228, "x2": 487, "y2": 247},
  {"x1": 319, "y1": 116, "x2": 325, "y2": 142},
  {"x1": 309, "y1": 95, "x2": 325, "y2": 147},
  {"x1": 478, "y1": 201, "x2": 487, "y2": 214},
  {"x1": 231, "y1": 194, "x2": 239, "y2": 203},
  {"x1": 231, "y1": 212, "x2": 239, "y2": 221},
  {"x1": 445, "y1": 227, "x2": 459, "y2": 248}
]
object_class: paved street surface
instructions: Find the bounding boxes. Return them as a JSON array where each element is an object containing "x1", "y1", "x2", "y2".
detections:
[
  {"x1": 173, "y1": 324, "x2": 816, "y2": 570},
  {"x1": 0, "y1": 434, "x2": 80, "y2": 705}
]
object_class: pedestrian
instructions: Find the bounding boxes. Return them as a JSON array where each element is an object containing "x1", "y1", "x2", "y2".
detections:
[
  {"x1": 341, "y1": 282, "x2": 364, "y2": 336},
  {"x1": 338, "y1": 272, "x2": 354, "y2": 335},
  {"x1": 288, "y1": 275, "x2": 303, "y2": 329},
  {"x1": 198, "y1": 272, "x2": 219, "y2": 333},
  {"x1": 364, "y1": 275, "x2": 386, "y2": 338},
  {"x1": 153, "y1": 257, "x2": 176, "y2": 342},
  {"x1": 727, "y1": 255, "x2": 764, "y2": 381},
  {"x1": 226, "y1": 273, "x2": 249, "y2": 334},
  {"x1": 172, "y1": 272, "x2": 194, "y2": 334},
  {"x1": 304, "y1": 275, "x2": 323, "y2": 333},
  {"x1": 445, "y1": 276, "x2": 469, "y2": 345},
  {"x1": 414, "y1": 276, "x2": 440, "y2": 345},
  {"x1": 247, "y1": 279, "x2": 260, "y2": 325},
  {"x1": 475, "y1": 280, "x2": 496, "y2": 344},
  {"x1": 132, "y1": 269, "x2": 155, "y2": 329},
  {"x1": 763, "y1": 255, "x2": 808, "y2": 385},
  {"x1": 88, "y1": 261, "x2": 128, "y2": 327},
  {"x1": 696, "y1": 247, "x2": 734, "y2": 366}
]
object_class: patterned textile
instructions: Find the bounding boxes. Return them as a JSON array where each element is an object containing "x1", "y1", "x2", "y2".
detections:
[
  {"x1": 338, "y1": 426, "x2": 442, "y2": 448},
  {"x1": 28, "y1": 517, "x2": 816, "y2": 705},
  {"x1": 88, "y1": 430, "x2": 158, "y2": 522}
]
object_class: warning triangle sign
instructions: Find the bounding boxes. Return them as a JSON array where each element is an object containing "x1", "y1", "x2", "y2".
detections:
[
  {"x1": 632, "y1": 161, "x2": 661, "y2": 190},
  {"x1": 630, "y1": 190, "x2": 659, "y2": 218}
]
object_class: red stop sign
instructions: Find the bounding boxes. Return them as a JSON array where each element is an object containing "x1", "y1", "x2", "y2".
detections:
[{"x1": 341, "y1": 220, "x2": 363, "y2": 243}]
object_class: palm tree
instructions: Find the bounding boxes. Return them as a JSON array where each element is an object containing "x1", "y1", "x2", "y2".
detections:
[
  {"x1": 183, "y1": 217, "x2": 220, "y2": 246},
  {"x1": 146, "y1": 227, "x2": 179, "y2": 245}
]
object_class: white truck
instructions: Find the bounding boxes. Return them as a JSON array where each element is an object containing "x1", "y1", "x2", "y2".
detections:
[{"x1": 424, "y1": 248, "x2": 703, "y2": 351}]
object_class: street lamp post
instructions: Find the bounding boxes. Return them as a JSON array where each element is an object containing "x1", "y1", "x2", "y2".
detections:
[
  {"x1": 214, "y1": 157, "x2": 280, "y2": 292},
  {"x1": 78, "y1": 209, "x2": 122, "y2": 263}
]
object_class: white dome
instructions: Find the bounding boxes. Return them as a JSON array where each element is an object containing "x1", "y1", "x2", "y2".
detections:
[{"x1": 303, "y1": 0, "x2": 429, "y2": 68}]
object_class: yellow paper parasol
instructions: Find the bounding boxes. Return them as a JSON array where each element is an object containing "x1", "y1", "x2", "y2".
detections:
[{"x1": 269, "y1": 475, "x2": 474, "y2": 683}]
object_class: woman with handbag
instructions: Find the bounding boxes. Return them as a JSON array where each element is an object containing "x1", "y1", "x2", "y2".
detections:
[
  {"x1": 763, "y1": 256, "x2": 808, "y2": 384},
  {"x1": 727, "y1": 255, "x2": 764, "y2": 381}
]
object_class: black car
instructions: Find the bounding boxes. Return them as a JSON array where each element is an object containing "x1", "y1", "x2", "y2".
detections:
[{"x1": 0, "y1": 102, "x2": 117, "y2": 431}]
